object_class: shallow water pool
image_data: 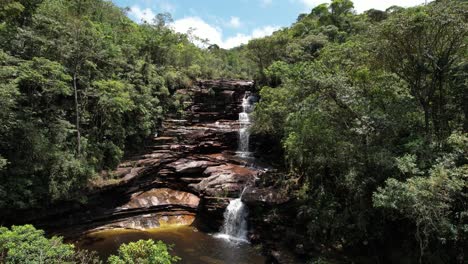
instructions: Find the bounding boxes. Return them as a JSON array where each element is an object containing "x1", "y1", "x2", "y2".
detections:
[{"x1": 76, "y1": 226, "x2": 266, "y2": 264}]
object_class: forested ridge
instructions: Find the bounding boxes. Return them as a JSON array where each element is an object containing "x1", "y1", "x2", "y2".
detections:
[
  {"x1": 245, "y1": 0, "x2": 467, "y2": 262},
  {"x1": 0, "y1": 0, "x2": 467, "y2": 263},
  {"x1": 0, "y1": 0, "x2": 252, "y2": 209}
]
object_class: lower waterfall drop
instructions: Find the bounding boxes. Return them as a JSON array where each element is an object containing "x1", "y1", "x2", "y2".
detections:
[{"x1": 215, "y1": 198, "x2": 249, "y2": 243}]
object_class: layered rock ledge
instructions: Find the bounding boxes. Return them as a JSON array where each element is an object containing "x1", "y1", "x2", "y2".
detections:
[{"x1": 14, "y1": 79, "x2": 267, "y2": 235}]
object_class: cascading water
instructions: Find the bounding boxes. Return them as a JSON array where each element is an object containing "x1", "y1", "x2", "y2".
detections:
[
  {"x1": 215, "y1": 93, "x2": 256, "y2": 243},
  {"x1": 215, "y1": 197, "x2": 249, "y2": 243},
  {"x1": 236, "y1": 94, "x2": 254, "y2": 158}
]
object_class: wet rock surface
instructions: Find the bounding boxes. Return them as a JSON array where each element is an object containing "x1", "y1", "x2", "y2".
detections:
[
  {"x1": 117, "y1": 188, "x2": 200, "y2": 210},
  {"x1": 22, "y1": 79, "x2": 267, "y2": 234},
  {"x1": 4, "y1": 79, "x2": 306, "y2": 263},
  {"x1": 241, "y1": 186, "x2": 291, "y2": 206},
  {"x1": 191, "y1": 164, "x2": 259, "y2": 197}
]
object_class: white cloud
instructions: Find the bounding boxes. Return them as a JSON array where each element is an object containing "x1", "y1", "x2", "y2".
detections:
[
  {"x1": 171, "y1": 17, "x2": 224, "y2": 47},
  {"x1": 298, "y1": 0, "x2": 431, "y2": 13},
  {"x1": 171, "y1": 16, "x2": 279, "y2": 49},
  {"x1": 223, "y1": 25, "x2": 279, "y2": 49},
  {"x1": 261, "y1": 0, "x2": 273, "y2": 7},
  {"x1": 300, "y1": 0, "x2": 321, "y2": 8},
  {"x1": 129, "y1": 6, "x2": 156, "y2": 23},
  {"x1": 228, "y1": 16, "x2": 242, "y2": 28},
  {"x1": 128, "y1": 2, "x2": 175, "y2": 23},
  {"x1": 251, "y1": 25, "x2": 279, "y2": 38},
  {"x1": 223, "y1": 34, "x2": 253, "y2": 49}
]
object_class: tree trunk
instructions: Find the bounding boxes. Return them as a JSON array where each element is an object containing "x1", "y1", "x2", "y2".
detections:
[
  {"x1": 422, "y1": 102, "x2": 431, "y2": 141},
  {"x1": 73, "y1": 71, "x2": 81, "y2": 156},
  {"x1": 463, "y1": 85, "x2": 468, "y2": 133}
]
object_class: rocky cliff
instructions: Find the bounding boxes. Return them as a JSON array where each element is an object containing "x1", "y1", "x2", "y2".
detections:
[{"x1": 18, "y1": 79, "x2": 268, "y2": 235}]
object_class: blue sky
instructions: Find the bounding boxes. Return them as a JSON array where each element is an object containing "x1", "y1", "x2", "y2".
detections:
[{"x1": 113, "y1": 0, "x2": 431, "y2": 49}]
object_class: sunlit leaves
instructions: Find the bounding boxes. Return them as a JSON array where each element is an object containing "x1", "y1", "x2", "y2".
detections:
[{"x1": 108, "y1": 239, "x2": 180, "y2": 264}]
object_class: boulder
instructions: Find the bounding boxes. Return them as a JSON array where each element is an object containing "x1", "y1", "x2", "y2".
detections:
[
  {"x1": 241, "y1": 186, "x2": 291, "y2": 206},
  {"x1": 190, "y1": 164, "x2": 258, "y2": 197},
  {"x1": 166, "y1": 158, "x2": 218, "y2": 175},
  {"x1": 91, "y1": 212, "x2": 196, "y2": 231},
  {"x1": 117, "y1": 188, "x2": 200, "y2": 210}
]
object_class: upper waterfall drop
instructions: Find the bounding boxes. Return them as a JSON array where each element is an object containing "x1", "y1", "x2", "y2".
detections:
[{"x1": 237, "y1": 94, "x2": 255, "y2": 158}]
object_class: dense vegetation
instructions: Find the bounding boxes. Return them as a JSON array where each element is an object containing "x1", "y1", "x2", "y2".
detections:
[
  {"x1": 0, "y1": 0, "x2": 254, "y2": 210},
  {"x1": 0, "y1": 225, "x2": 178, "y2": 264},
  {"x1": 246, "y1": 0, "x2": 467, "y2": 262},
  {"x1": 0, "y1": 0, "x2": 466, "y2": 263},
  {"x1": 108, "y1": 239, "x2": 180, "y2": 264}
]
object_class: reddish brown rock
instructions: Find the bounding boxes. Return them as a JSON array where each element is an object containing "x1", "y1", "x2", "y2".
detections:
[
  {"x1": 166, "y1": 158, "x2": 218, "y2": 174},
  {"x1": 190, "y1": 164, "x2": 258, "y2": 196},
  {"x1": 87, "y1": 212, "x2": 196, "y2": 231},
  {"x1": 118, "y1": 188, "x2": 200, "y2": 210}
]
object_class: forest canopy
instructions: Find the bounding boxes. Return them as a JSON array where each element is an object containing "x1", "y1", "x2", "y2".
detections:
[
  {"x1": 0, "y1": 0, "x2": 253, "y2": 209},
  {"x1": 0, "y1": 0, "x2": 466, "y2": 263},
  {"x1": 248, "y1": 0, "x2": 467, "y2": 262}
]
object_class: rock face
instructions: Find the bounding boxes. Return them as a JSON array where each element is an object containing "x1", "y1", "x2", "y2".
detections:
[
  {"x1": 191, "y1": 164, "x2": 259, "y2": 197},
  {"x1": 241, "y1": 186, "x2": 291, "y2": 206},
  {"x1": 94, "y1": 213, "x2": 197, "y2": 231},
  {"x1": 179, "y1": 79, "x2": 255, "y2": 122},
  {"x1": 26, "y1": 79, "x2": 267, "y2": 233},
  {"x1": 117, "y1": 188, "x2": 200, "y2": 210}
]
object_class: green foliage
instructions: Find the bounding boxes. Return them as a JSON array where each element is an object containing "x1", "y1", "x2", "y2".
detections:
[
  {"x1": 0, "y1": 225, "x2": 75, "y2": 264},
  {"x1": 251, "y1": 0, "x2": 467, "y2": 262},
  {"x1": 0, "y1": 225, "x2": 103, "y2": 264},
  {"x1": 0, "y1": 0, "x2": 254, "y2": 210},
  {"x1": 374, "y1": 0, "x2": 467, "y2": 140},
  {"x1": 0, "y1": 225, "x2": 181, "y2": 264},
  {"x1": 374, "y1": 132, "x2": 468, "y2": 261},
  {"x1": 108, "y1": 239, "x2": 180, "y2": 264}
]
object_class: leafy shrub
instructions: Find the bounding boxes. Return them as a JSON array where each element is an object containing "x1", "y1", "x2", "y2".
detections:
[
  {"x1": 0, "y1": 225, "x2": 75, "y2": 264},
  {"x1": 108, "y1": 239, "x2": 180, "y2": 264}
]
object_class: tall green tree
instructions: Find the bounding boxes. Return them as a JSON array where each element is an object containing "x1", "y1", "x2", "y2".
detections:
[{"x1": 374, "y1": 1, "x2": 467, "y2": 141}]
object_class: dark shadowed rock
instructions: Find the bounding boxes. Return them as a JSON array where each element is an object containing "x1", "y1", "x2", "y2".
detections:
[
  {"x1": 242, "y1": 186, "x2": 291, "y2": 206},
  {"x1": 18, "y1": 79, "x2": 263, "y2": 234}
]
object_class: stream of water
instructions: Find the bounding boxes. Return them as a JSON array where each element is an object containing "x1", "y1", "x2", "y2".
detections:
[
  {"x1": 236, "y1": 94, "x2": 254, "y2": 158},
  {"x1": 214, "y1": 198, "x2": 249, "y2": 243},
  {"x1": 214, "y1": 93, "x2": 255, "y2": 243}
]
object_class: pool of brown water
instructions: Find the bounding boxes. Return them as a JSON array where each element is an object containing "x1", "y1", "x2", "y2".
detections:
[{"x1": 76, "y1": 226, "x2": 266, "y2": 264}]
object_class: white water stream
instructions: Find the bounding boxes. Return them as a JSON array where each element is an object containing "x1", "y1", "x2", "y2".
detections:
[
  {"x1": 236, "y1": 94, "x2": 254, "y2": 158},
  {"x1": 215, "y1": 198, "x2": 249, "y2": 243},
  {"x1": 215, "y1": 93, "x2": 256, "y2": 243}
]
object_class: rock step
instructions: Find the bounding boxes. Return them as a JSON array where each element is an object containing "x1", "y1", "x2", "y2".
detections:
[
  {"x1": 148, "y1": 145, "x2": 172, "y2": 151},
  {"x1": 153, "y1": 136, "x2": 176, "y2": 144},
  {"x1": 163, "y1": 119, "x2": 189, "y2": 124}
]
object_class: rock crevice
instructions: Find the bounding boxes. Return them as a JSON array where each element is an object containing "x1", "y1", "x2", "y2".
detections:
[{"x1": 45, "y1": 80, "x2": 265, "y2": 233}]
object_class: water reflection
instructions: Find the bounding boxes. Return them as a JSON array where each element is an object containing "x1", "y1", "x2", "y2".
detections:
[{"x1": 76, "y1": 226, "x2": 265, "y2": 264}]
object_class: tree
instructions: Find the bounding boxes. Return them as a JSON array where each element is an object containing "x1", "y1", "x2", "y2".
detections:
[
  {"x1": 374, "y1": 133, "x2": 467, "y2": 263},
  {"x1": 0, "y1": 225, "x2": 102, "y2": 264},
  {"x1": 108, "y1": 240, "x2": 180, "y2": 264},
  {"x1": 374, "y1": 0, "x2": 467, "y2": 141},
  {"x1": 0, "y1": 225, "x2": 75, "y2": 264}
]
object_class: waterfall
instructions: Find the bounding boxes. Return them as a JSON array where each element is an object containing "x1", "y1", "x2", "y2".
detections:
[
  {"x1": 237, "y1": 94, "x2": 254, "y2": 158},
  {"x1": 214, "y1": 95, "x2": 255, "y2": 243},
  {"x1": 215, "y1": 198, "x2": 249, "y2": 243}
]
